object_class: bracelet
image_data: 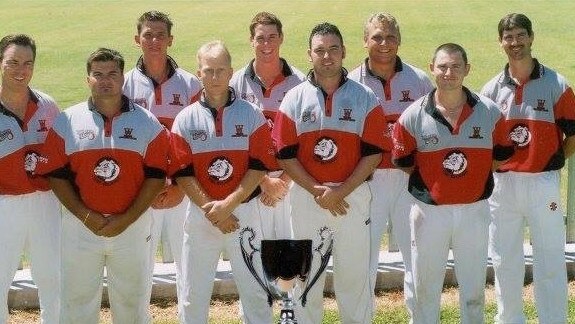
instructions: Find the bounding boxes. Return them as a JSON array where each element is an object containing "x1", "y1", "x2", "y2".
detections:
[{"x1": 82, "y1": 210, "x2": 92, "y2": 224}]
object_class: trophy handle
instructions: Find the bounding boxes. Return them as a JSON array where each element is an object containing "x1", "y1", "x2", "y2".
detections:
[
  {"x1": 299, "y1": 226, "x2": 334, "y2": 307},
  {"x1": 239, "y1": 227, "x2": 274, "y2": 306}
]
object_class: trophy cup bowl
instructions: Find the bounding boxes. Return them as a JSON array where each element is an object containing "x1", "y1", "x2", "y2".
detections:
[{"x1": 240, "y1": 227, "x2": 333, "y2": 324}]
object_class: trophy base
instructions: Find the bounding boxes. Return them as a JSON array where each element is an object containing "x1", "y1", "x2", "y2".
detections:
[{"x1": 279, "y1": 309, "x2": 297, "y2": 324}]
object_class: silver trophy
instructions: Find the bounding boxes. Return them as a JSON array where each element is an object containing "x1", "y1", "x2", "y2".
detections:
[{"x1": 240, "y1": 226, "x2": 333, "y2": 324}]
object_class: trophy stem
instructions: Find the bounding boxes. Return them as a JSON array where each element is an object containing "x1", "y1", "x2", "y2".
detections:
[{"x1": 279, "y1": 292, "x2": 297, "y2": 324}]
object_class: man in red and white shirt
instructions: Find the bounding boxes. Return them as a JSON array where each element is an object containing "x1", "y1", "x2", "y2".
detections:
[
  {"x1": 481, "y1": 13, "x2": 575, "y2": 323},
  {"x1": 393, "y1": 43, "x2": 514, "y2": 323},
  {"x1": 348, "y1": 13, "x2": 433, "y2": 318},
  {"x1": 123, "y1": 10, "x2": 201, "y2": 305},
  {"x1": 230, "y1": 11, "x2": 305, "y2": 240},
  {"x1": 0, "y1": 34, "x2": 61, "y2": 324},
  {"x1": 273, "y1": 23, "x2": 388, "y2": 324},
  {"x1": 37, "y1": 48, "x2": 169, "y2": 324},
  {"x1": 171, "y1": 41, "x2": 278, "y2": 324}
]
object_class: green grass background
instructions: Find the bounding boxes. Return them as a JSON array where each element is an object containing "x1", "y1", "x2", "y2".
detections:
[{"x1": 0, "y1": 1, "x2": 573, "y2": 108}]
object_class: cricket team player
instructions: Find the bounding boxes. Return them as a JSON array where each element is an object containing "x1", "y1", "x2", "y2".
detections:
[
  {"x1": 170, "y1": 41, "x2": 278, "y2": 324},
  {"x1": 392, "y1": 43, "x2": 514, "y2": 323},
  {"x1": 482, "y1": 13, "x2": 575, "y2": 323},
  {"x1": 0, "y1": 34, "x2": 61, "y2": 324},
  {"x1": 37, "y1": 48, "x2": 169, "y2": 324},
  {"x1": 272, "y1": 22, "x2": 389, "y2": 324},
  {"x1": 348, "y1": 12, "x2": 433, "y2": 319},
  {"x1": 123, "y1": 10, "x2": 201, "y2": 306},
  {"x1": 230, "y1": 11, "x2": 305, "y2": 240}
]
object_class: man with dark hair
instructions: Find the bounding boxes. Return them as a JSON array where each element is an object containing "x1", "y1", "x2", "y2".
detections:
[
  {"x1": 0, "y1": 33, "x2": 60, "y2": 324},
  {"x1": 37, "y1": 47, "x2": 170, "y2": 323},
  {"x1": 393, "y1": 43, "x2": 513, "y2": 323},
  {"x1": 348, "y1": 13, "x2": 433, "y2": 319},
  {"x1": 272, "y1": 22, "x2": 388, "y2": 323},
  {"x1": 230, "y1": 11, "x2": 305, "y2": 239},
  {"x1": 482, "y1": 13, "x2": 575, "y2": 323},
  {"x1": 123, "y1": 10, "x2": 201, "y2": 308}
]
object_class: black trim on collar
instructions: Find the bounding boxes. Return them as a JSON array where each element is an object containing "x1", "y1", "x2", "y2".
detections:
[
  {"x1": 502, "y1": 58, "x2": 542, "y2": 86},
  {"x1": 135, "y1": 55, "x2": 178, "y2": 87},
  {"x1": 0, "y1": 88, "x2": 40, "y2": 127},
  {"x1": 365, "y1": 56, "x2": 404, "y2": 82},
  {"x1": 306, "y1": 68, "x2": 348, "y2": 91},
  {"x1": 198, "y1": 87, "x2": 237, "y2": 119},
  {"x1": 423, "y1": 87, "x2": 479, "y2": 132},
  {"x1": 246, "y1": 58, "x2": 294, "y2": 86},
  {"x1": 88, "y1": 95, "x2": 132, "y2": 113}
]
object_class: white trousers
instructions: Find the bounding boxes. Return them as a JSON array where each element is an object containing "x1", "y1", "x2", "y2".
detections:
[
  {"x1": 60, "y1": 210, "x2": 153, "y2": 324},
  {"x1": 368, "y1": 169, "x2": 414, "y2": 317},
  {"x1": 411, "y1": 200, "x2": 489, "y2": 324},
  {"x1": 489, "y1": 171, "x2": 567, "y2": 324},
  {"x1": 149, "y1": 197, "x2": 187, "y2": 302},
  {"x1": 0, "y1": 191, "x2": 61, "y2": 324},
  {"x1": 178, "y1": 199, "x2": 272, "y2": 324},
  {"x1": 291, "y1": 182, "x2": 372, "y2": 324},
  {"x1": 257, "y1": 172, "x2": 294, "y2": 240}
]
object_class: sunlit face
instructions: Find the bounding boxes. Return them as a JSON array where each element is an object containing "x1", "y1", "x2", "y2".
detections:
[
  {"x1": 308, "y1": 33, "x2": 345, "y2": 80},
  {"x1": 500, "y1": 27, "x2": 533, "y2": 62},
  {"x1": 430, "y1": 50, "x2": 469, "y2": 91},
  {"x1": 1, "y1": 44, "x2": 34, "y2": 89},
  {"x1": 197, "y1": 50, "x2": 233, "y2": 97},
  {"x1": 87, "y1": 60, "x2": 124, "y2": 99},
  {"x1": 135, "y1": 20, "x2": 173, "y2": 58},
  {"x1": 364, "y1": 22, "x2": 400, "y2": 66},
  {"x1": 251, "y1": 24, "x2": 283, "y2": 64}
]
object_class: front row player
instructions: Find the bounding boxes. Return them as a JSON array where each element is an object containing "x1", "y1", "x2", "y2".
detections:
[
  {"x1": 273, "y1": 22, "x2": 388, "y2": 324},
  {"x1": 170, "y1": 41, "x2": 277, "y2": 324},
  {"x1": 392, "y1": 43, "x2": 514, "y2": 323},
  {"x1": 37, "y1": 48, "x2": 169, "y2": 324}
]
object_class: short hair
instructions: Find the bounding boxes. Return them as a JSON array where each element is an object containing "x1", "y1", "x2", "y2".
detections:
[
  {"x1": 364, "y1": 12, "x2": 401, "y2": 44},
  {"x1": 86, "y1": 48, "x2": 125, "y2": 74},
  {"x1": 498, "y1": 13, "x2": 533, "y2": 39},
  {"x1": 0, "y1": 34, "x2": 36, "y2": 62},
  {"x1": 432, "y1": 43, "x2": 468, "y2": 65},
  {"x1": 137, "y1": 10, "x2": 173, "y2": 35},
  {"x1": 308, "y1": 22, "x2": 344, "y2": 49},
  {"x1": 249, "y1": 12, "x2": 283, "y2": 38},
  {"x1": 196, "y1": 41, "x2": 232, "y2": 68}
]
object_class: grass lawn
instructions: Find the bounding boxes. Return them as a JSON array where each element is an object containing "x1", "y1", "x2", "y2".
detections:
[
  {"x1": 10, "y1": 282, "x2": 575, "y2": 323},
  {"x1": 0, "y1": 1, "x2": 573, "y2": 108}
]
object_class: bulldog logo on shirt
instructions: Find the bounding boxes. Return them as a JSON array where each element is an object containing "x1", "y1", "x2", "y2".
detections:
[
  {"x1": 443, "y1": 150, "x2": 468, "y2": 176},
  {"x1": 314, "y1": 137, "x2": 338, "y2": 162},
  {"x1": 509, "y1": 124, "x2": 531, "y2": 147},
  {"x1": 24, "y1": 151, "x2": 42, "y2": 175},
  {"x1": 208, "y1": 157, "x2": 233, "y2": 182},
  {"x1": 94, "y1": 158, "x2": 120, "y2": 184}
]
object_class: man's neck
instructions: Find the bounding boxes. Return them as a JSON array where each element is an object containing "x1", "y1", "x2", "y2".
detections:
[
  {"x1": 435, "y1": 88, "x2": 465, "y2": 109},
  {"x1": 367, "y1": 57, "x2": 396, "y2": 81},
  {"x1": 142, "y1": 55, "x2": 169, "y2": 83},
  {"x1": 204, "y1": 90, "x2": 230, "y2": 110},
  {"x1": 508, "y1": 56, "x2": 535, "y2": 84},
  {"x1": 253, "y1": 58, "x2": 282, "y2": 87},
  {"x1": 93, "y1": 96, "x2": 123, "y2": 119},
  {"x1": 0, "y1": 85, "x2": 30, "y2": 118},
  {"x1": 314, "y1": 72, "x2": 342, "y2": 96}
]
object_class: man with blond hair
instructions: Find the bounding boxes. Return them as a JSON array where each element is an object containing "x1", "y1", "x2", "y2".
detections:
[
  {"x1": 348, "y1": 13, "x2": 433, "y2": 319},
  {"x1": 171, "y1": 41, "x2": 277, "y2": 324}
]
